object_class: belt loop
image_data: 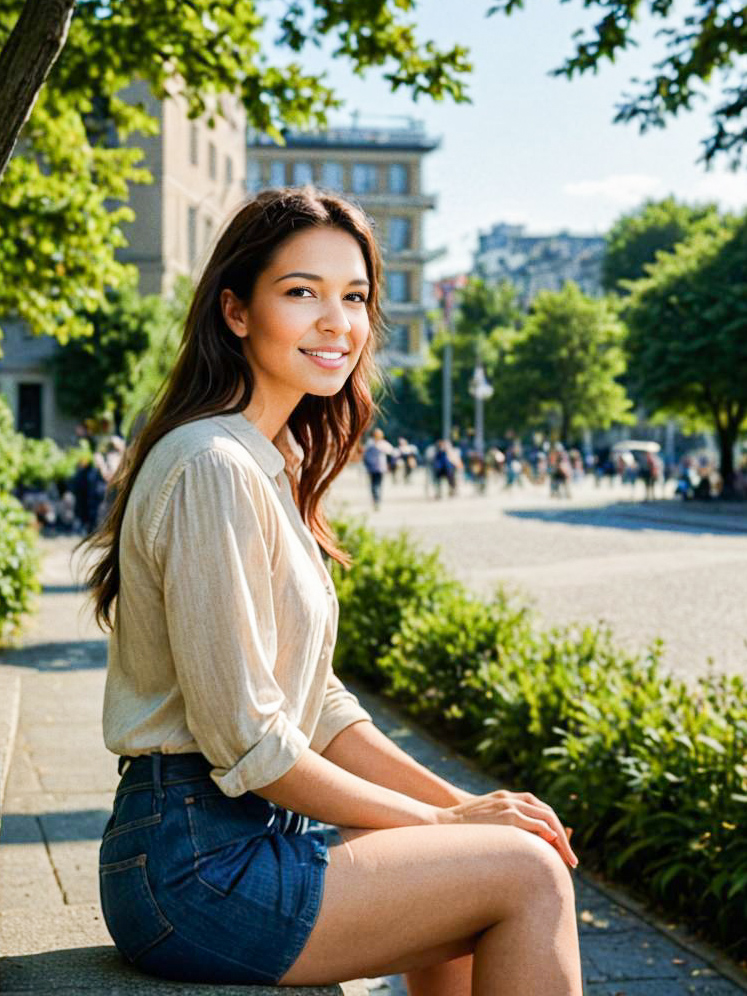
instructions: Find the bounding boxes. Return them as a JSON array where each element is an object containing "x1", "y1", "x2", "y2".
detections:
[{"x1": 151, "y1": 752, "x2": 164, "y2": 811}]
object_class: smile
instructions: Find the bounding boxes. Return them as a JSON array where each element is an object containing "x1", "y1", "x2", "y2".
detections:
[{"x1": 299, "y1": 349, "x2": 348, "y2": 359}]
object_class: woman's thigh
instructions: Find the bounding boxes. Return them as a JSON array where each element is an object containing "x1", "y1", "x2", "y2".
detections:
[{"x1": 279, "y1": 822, "x2": 574, "y2": 986}]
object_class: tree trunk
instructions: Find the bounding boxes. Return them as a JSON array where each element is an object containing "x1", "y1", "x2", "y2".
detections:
[
  {"x1": 0, "y1": 0, "x2": 77, "y2": 180},
  {"x1": 716, "y1": 421, "x2": 737, "y2": 497}
]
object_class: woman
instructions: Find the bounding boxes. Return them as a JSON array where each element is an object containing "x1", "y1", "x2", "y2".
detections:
[{"x1": 80, "y1": 187, "x2": 583, "y2": 996}]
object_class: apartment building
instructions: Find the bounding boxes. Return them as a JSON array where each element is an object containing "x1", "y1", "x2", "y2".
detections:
[
  {"x1": 247, "y1": 117, "x2": 443, "y2": 367},
  {"x1": 473, "y1": 222, "x2": 605, "y2": 306},
  {"x1": 118, "y1": 80, "x2": 247, "y2": 295}
]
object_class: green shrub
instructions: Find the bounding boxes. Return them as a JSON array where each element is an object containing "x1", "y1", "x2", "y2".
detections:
[
  {"x1": 336, "y1": 517, "x2": 747, "y2": 961},
  {"x1": 0, "y1": 395, "x2": 23, "y2": 493},
  {"x1": 0, "y1": 491, "x2": 41, "y2": 646},
  {"x1": 329, "y1": 517, "x2": 458, "y2": 689},
  {"x1": 16, "y1": 436, "x2": 91, "y2": 493}
]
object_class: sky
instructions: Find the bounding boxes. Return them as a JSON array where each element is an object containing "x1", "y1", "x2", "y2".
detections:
[{"x1": 278, "y1": 0, "x2": 747, "y2": 279}]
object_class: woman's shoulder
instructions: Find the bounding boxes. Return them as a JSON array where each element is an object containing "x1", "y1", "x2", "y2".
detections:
[{"x1": 143, "y1": 415, "x2": 264, "y2": 481}]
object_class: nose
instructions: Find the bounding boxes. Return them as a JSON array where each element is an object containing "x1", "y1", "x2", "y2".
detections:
[{"x1": 317, "y1": 296, "x2": 351, "y2": 336}]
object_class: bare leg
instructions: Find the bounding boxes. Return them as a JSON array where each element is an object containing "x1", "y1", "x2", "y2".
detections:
[
  {"x1": 278, "y1": 823, "x2": 582, "y2": 996},
  {"x1": 406, "y1": 952, "x2": 473, "y2": 996}
]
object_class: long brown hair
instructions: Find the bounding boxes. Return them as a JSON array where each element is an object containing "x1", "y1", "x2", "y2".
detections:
[{"x1": 79, "y1": 186, "x2": 383, "y2": 632}]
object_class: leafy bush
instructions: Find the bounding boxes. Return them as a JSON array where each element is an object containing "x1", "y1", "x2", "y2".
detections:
[
  {"x1": 15, "y1": 436, "x2": 91, "y2": 493},
  {"x1": 329, "y1": 517, "x2": 458, "y2": 689},
  {"x1": 0, "y1": 491, "x2": 41, "y2": 646},
  {"x1": 0, "y1": 395, "x2": 23, "y2": 493},
  {"x1": 335, "y1": 518, "x2": 747, "y2": 961}
]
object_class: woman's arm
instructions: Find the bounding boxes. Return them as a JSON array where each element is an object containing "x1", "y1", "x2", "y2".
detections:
[
  {"x1": 251, "y1": 743, "x2": 443, "y2": 829},
  {"x1": 320, "y1": 719, "x2": 474, "y2": 807}
]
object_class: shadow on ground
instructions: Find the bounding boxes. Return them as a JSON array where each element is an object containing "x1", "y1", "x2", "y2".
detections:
[
  {"x1": 503, "y1": 501, "x2": 742, "y2": 536},
  {"x1": 0, "y1": 641, "x2": 107, "y2": 671},
  {"x1": 0, "y1": 810, "x2": 112, "y2": 845}
]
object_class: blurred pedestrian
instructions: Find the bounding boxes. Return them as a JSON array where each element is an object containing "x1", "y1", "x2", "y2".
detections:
[{"x1": 363, "y1": 428, "x2": 391, "y2": 510}]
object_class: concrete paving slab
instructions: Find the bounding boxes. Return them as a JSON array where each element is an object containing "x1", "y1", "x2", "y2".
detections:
[{"x1": 0, "y1": 666, "x2": 22, "y2": 821}]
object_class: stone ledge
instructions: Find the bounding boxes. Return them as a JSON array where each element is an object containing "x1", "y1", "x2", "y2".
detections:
[
  {"x1": 0, "y1": 667, "x2": 22, "y2": 831},
  {"x1": 0, "y1": 944, "x2": 367, "y2": 995}
]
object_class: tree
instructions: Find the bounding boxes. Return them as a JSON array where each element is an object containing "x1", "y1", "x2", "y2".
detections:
[
  {"x1": 488, "y1": 1, "x2": 747, "y2": 168},
  {"x1": 0, "y1": 0, "x2": 472, "y2": 343},
  {"x1": 623, "y1": 213, "x2": 747, "y2": 494},
  {"x1": 46, "y1": 284, "x2": 173, "y2": 427},
  {"x1": 602, "y1": 196, "x2": 719, "y2": 293},
  {"x1": 502, "y1": 282, "x2": 632, "y2": 442}
]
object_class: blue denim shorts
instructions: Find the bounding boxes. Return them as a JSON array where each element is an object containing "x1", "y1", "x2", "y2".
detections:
[{"x1": 99, "y1": 752, "x2": 343, "y2": 985}]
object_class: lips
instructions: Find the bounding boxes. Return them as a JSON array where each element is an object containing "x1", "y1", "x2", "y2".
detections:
[{"x1": 299, "y1": 348, "x2": 350, "y2": 359}]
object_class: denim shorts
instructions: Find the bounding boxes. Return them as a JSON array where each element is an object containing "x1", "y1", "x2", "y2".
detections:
[{"x1": 99, "y1": 751, "x2": 343, "y2": 985}]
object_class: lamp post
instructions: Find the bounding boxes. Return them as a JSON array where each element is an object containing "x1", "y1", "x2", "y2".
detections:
[
  {"x1": 469, "y1": 361, "x2": 494, "y2": 455},
  {"x1": 436, "y1": 275, "x2": 467, "y2": 443}
]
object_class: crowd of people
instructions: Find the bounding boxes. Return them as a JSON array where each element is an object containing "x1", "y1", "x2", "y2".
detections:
[
  {"x1": 16, "y1": 415, "x2": 126, "y2": 536},
  {"x1": 358, "y1": 429, "x2": 744, "y2": 510}
]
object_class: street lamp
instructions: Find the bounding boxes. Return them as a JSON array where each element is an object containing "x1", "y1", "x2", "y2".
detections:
[{"x1": 469, "y1": 362, "x2": 494, "y2": 455}]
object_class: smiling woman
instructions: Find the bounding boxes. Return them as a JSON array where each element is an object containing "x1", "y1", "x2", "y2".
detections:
[{"x1": 77, "y1": 186, "x2": 582, "y2": 996}]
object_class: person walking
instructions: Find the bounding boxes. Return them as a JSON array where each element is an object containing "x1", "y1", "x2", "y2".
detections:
[
  {"x1": 363, "y1": 427, "x2": 391, "y2": 510},
  {"x1": 79, "y1": 187, "x2": 582, "y2": 996}
]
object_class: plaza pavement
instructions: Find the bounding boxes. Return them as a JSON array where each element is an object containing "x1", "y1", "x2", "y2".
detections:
[
  {"x1": 0, "y1": 533, "x2": 746, "y2": 996},
  {"x1": 328, "y1": 465, "x2": 747, "y2": 685}
]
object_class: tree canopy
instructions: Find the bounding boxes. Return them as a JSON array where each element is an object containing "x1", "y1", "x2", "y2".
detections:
[
  {"x1": 488, "y1": 0, "x2": 747, "y2": 168},
  {"x1": 0, "y1": 0, "x2": 472, "y2": 345},
  {"x1": 623, "y1": 212, "x2": 747, "y2": 491},
  {"x1": 602, "y1": 196, "x2": 719, "y2": 293},
  {"x1": 500, "y1": 282, "x2": 632, "y2": 442}
]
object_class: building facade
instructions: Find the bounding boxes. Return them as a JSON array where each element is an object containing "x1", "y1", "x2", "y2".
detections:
[
  {"x1": 246, "y1": 118, "x2": 443, "y2": 367},
  {"x1": 118, "y1": 80, "x2": 247, "y2": 296},
  {"x1": 473, "y1": 222, "x2": 605, "y2": 305}
]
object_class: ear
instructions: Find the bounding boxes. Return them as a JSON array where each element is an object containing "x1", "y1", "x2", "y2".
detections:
[{"x1": 220, "y1": 289, "x2": 249, "y2": 340}]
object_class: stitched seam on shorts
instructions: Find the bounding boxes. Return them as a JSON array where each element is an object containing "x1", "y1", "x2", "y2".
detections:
[
  {"x1": 102, "y1": 812, "x2": 162, "y2": 842},
  {"x1": 184, "y1": 797, "x2": 233, "y2": 898}
]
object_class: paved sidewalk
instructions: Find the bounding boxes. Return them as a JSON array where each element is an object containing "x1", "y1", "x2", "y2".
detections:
[{"x1": 1, "y1": 536, "x2": 746, "y2": 995}]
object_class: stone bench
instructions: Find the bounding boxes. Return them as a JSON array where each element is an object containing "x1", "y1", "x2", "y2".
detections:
[{"x1": 0, "y1": 942, "x2": 368, "y2": 994}]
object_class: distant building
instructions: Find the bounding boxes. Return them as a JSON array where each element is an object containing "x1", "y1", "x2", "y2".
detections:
[
  {"x1": 118, "y1": 80, "x2": 247, "y2": 296},
  {"x1": 0, "y1": 84, "x2": 246, "y2": 443},
  {"x1": 473, "y1": 222, "x2": 605, "y2": 305},
  {"x1": 247, "y1": 116, "x2": 444, "y2": 367}
]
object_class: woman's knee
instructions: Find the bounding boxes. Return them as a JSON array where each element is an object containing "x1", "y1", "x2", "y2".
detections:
[{"x1": 482, "y1": 825, "x2": 576, "y2": 914}]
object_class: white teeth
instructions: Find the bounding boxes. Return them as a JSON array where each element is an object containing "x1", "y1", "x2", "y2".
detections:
[{"x1": 302, "y1": 349, "x2": 344, "y2": 359}]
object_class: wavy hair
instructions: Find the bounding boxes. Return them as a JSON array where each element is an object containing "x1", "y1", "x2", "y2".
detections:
[{"x1": 79, "y1": 186, "x2": 383, "y2": 632}]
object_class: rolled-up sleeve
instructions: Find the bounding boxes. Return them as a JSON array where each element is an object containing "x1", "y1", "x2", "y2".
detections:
[
  {"x1": 153, "y1": 450, "x2": 309, "y2": 794},
  {"x1": 310, "y1": 670, "x2": 373, "y2": 754}
]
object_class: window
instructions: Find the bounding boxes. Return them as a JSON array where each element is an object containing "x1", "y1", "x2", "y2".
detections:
[
  {"x1": 188, "y1": 206, "x2": 198, "y2": 266},
  {"x1": 351, "y1": 163, "x2": 378, "y2": 194},
  {"x1": 388, "y1": 216, "x2": 412, "y2": 252},
  {"x1": 189, "y1": 123, "x2": 199, "y2": 166},
  {"x1": 208, "y1": 142, "x2": 217, "y2": 180},
  {"x1": 321, "y1": 162, "x2": 343, "y2": 190},
  {"x1": 246, "y1": 159, "x2": 261, "y2": 192},
  {"x1": 389, "y1": 163, "x2": 409, "y2": 194},
  {"x1": 292, "y1": 162, "x2": 314, "y2": 185},
  {"x1": 225, "y1": 155, "x2": 233, "y2": 186},
  {"x1": 388, "y1": 324, "x2": 410, "y2": 353},
  {"x1": 387, "y1": 270, "x2": 410, "y2": 303},
  {"x1": 270, "y1": 161, "x2": 286, "y2": 186},
  {"x1": 18, "y1": 383, "x2": 43, "y2": 438}
]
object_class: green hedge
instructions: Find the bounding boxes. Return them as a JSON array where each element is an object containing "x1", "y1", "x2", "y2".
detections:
[
  {"x1": 330, "y1": 517, "x2": 747, "y2": 962},
  {"x1": 0, "y1": 491, "x2": 41, "y2": 647}
]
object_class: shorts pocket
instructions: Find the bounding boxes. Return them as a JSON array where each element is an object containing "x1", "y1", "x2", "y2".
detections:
[{"x1": 99, "y1": 853, "x2": 173, "y2": 962}]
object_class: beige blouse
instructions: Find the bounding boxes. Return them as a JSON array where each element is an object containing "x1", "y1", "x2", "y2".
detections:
[{"x1": 102, "y1": 412, "x2": 372, "y2": 796}]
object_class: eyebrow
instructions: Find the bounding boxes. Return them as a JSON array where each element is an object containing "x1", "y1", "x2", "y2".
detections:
[{"x1": 274, "y1": 271, "x2": 370, "y2": 286}]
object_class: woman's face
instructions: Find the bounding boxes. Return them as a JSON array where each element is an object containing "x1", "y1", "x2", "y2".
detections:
[{"x1": 222, "y1": 226, "x2": 371, "y2": 418}]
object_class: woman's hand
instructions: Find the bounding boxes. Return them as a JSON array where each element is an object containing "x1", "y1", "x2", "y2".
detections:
[{"x1": 439, "y1": 789, "x2": 578, "y2": 868}]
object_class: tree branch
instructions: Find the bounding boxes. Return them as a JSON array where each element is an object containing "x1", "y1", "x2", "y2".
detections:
[{"x1": 0, "y1": 0, "x2": 77, "y2": 180}]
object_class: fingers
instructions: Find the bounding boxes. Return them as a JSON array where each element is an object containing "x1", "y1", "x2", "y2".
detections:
[{"x1": 493, "y1": 790, "x2": 579, "y2": 868}]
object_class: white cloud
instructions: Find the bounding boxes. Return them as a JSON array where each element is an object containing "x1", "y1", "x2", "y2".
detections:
[
  {"x1": 690, "y1": 171, "x2": 747, "y2": 211},
  {"x1": 563, "y1": 174, "x2": 664, "y2": 206}
]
